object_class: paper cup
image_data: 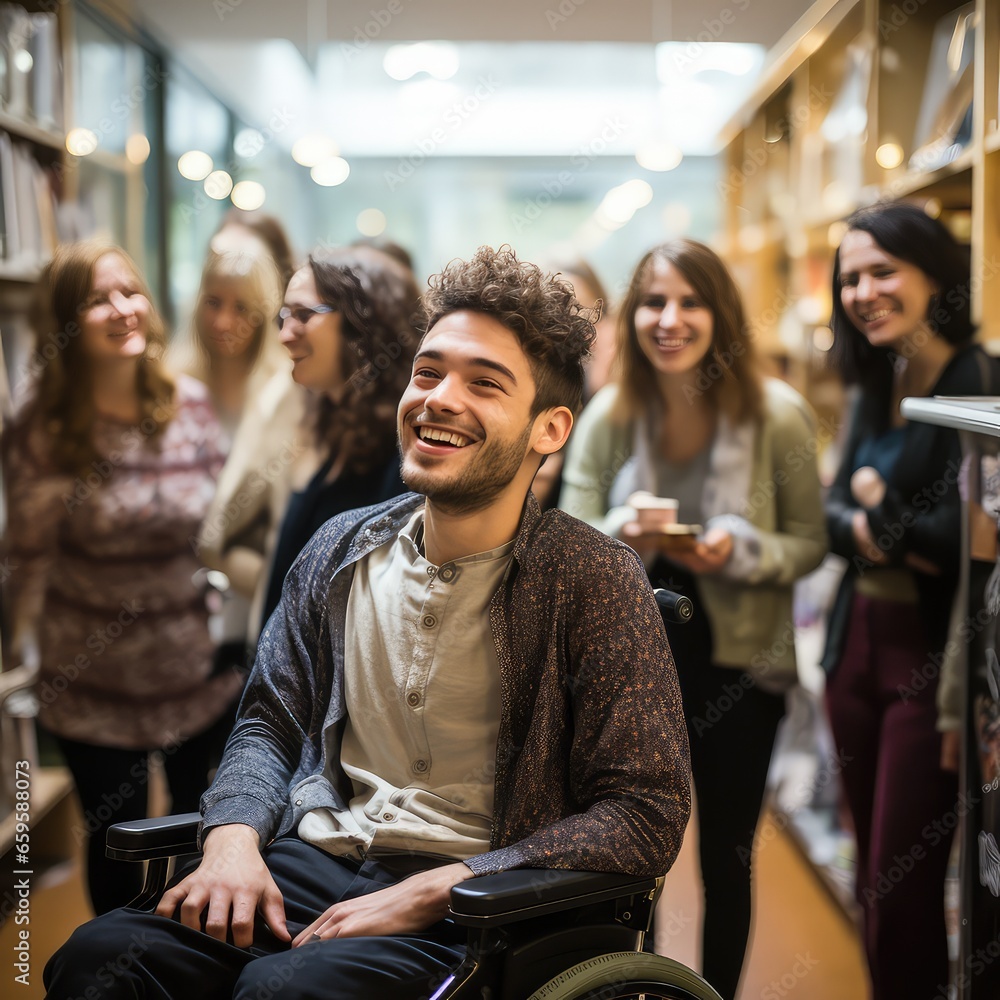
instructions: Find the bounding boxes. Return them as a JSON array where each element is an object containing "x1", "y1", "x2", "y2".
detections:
[{"x1": 627, "y1": 491, "x2": 679, "y2": 530}]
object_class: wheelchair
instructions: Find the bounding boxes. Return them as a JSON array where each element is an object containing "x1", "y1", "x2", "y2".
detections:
[{"x1": 106, "y1": 590, "x2": 717, "y2": 1000}]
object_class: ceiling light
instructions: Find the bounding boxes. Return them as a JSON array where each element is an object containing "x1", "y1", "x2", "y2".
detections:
[
  {"x1": 231, "y1": 180, "x2": 266, "y2": 210},
  {"x1": 875, "y1": 142, "x2": 904, "y2": 169},
  {"x1": 178, "y1": 150, "x2": 213, "y2": 181},
  {"x1": 66, "y1": 128, "x2": 98, "y2": 157},
  {"x1": 234, "y1": 128, "x2": 265, "y2": 159},
  {"x1": 204, "y1": 171, "x2": 234, "y2": 200},
  {"x1": 356, "y1": 208, "x2": 387, "y2": 237},
  {"x1": 384, "y1": 42, "x2": 460, "y2": 82},
  {"x1": 125, "y1": 134, "x2": 150, "y2": 165},
  {"x1": 311, "y1": 157, "x2": 350, "y2": 187},
  {"x1": 292, "y1": 133, "x2": 339, "y2": 168},
  {"x1": 636, "y1": 143, "x2": 683, "y2": 172}
]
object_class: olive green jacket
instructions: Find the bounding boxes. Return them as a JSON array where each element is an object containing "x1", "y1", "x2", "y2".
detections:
[{"x1": 559, "y1": 380, "x2": 828, "y2": 690}]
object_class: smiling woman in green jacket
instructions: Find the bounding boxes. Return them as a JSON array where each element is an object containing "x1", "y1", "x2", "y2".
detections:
[{"x1": 559, "y1": 238, "x2": 827, "y2": 1000}]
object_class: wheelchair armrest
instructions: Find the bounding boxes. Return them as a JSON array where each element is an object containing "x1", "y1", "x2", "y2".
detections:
[
  {"x1": 448, "y1": 868, "x2": 658, "y2": 927},
  {"x1": 106, "y1": 812, "x2": 202, "y2": 862}
]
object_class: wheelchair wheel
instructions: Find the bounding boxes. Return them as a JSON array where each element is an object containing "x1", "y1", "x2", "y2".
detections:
[{"x1": 527, "y1": 951, "x2": 723, "y2": 1000}]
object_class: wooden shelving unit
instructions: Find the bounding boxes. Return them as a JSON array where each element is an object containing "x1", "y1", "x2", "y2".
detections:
[
  {"x1": 719, "y1": 3, "x2": 1000, "y2": 995},
  {"x1": 719, "y1": 0, "x2": 1000, "y2": 412}
]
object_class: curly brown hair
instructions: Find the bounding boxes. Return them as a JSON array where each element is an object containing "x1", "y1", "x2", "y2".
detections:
[
  {"x1": 307, "y1": 245, "x2": 422, "y2": 474},
  {"x1": 422, "y1": 245, "x2": 596, "y2": 416},
  {"x1": 24, "y1": 239, "x2": 175, "y2": 476}
]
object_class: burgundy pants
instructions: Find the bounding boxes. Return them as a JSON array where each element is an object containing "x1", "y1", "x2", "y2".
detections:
[{"x1": 826, "y1": 593, "x2": 958, "y2": 1000}]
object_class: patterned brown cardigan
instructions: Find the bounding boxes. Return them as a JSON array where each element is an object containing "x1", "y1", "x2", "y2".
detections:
[{"x1": 201, "y1": 491, "x2": 692, "y2": 877}]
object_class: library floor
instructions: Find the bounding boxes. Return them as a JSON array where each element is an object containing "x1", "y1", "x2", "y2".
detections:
[{"x1": 1, "y1": 794, "x2": 868, "y2": 1000}]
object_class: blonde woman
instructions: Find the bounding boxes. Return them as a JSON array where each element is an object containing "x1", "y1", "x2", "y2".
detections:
[
  {"x1": 168, "y1": 247, "x2": 288, "y2": 448},
  {"x1": 3, "y1": 240, "x2": 237, "y2": 914}
]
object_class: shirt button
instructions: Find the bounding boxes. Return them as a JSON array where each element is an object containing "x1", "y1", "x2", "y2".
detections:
[
  {"x1": 295, "y1": 799, "x2": 302, "y2": 806},
  {"x1": 439, "y1": 566, "x2": 455, "y2": 582},
  {"x1": 382, "y1": 811, "x2": 394, "y2": 822},
  {"x1": 422, "y1": 614, "x2": 437, "y2": 628},
  {"x1": 413, "y1": 758, "x2": 428, "y2": 774},
  {"x1": 426, "y1": 566, "x2": 436, "y2": 577},
  {"x1": 406, "y1": 691, "x2": 421, "y2": 707}
]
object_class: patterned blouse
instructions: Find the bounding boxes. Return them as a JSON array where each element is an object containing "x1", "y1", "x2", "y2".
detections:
[{"x1": 5, "y1": 375, "x2": 244, "y2": 749}]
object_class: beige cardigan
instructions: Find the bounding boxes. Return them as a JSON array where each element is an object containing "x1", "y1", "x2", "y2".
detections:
[
  {"x1": 559, "y1": 379, "x2": 828, "y2": 691},
  {"x1": 197, "y1": 372, "x2": 312, "y2": 643}
]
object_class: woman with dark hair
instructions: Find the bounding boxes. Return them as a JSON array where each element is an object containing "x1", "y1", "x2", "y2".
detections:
[
  {"x1": 559, "y1": 238, "x2": 827, "y2": 999},
  {"x1": 3, "y1": 240, "x2": 239, "y2": 914},
  {"x1": 197, "y1": 245, "x2": 420, "y2": 642},
  {"x1": 823, "y1": 200, "x2": 1000, "y2": 999}
]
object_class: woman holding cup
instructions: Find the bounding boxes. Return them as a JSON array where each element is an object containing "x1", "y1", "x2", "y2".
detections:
[{"x1": 559, "y1": 238, "x2": 827, "y2": 1000}]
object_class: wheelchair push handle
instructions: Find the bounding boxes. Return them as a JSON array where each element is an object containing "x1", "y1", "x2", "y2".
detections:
[{"x1": 654, "y1": 587, "x2": 693, "y2": 624}]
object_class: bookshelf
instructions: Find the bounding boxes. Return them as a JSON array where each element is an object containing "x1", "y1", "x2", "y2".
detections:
[
  {"x1": 719, "y1": 3, "x2": 1000, "y2": 995},
  {"x1": 719, "y1": 0, "x2": 1000, "y2": 405}
]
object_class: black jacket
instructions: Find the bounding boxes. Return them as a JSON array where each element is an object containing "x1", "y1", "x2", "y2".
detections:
[{"x1": 822, "y1": 344, "x2": 1000, "y2": 672}]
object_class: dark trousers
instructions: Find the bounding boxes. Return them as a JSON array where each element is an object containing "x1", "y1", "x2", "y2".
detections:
[
  {"x1": 655, "y1": 567, "x2": 786, "y2": 1000},
  {"x1": 52, "y1": 709, "x2": 234, "y2": 915},
  {"x1": 826, "y1": 594, "x2": 957, "y2": 1000},
  {"x1": 44, "y1": 837, "x2": 467, "y2": 1000}
]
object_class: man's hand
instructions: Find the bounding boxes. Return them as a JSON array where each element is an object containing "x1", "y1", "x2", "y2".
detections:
[
  {"x1": 291, "y1": 862, "x2": 474, "y2": 947},
  {"x1": 155, "y1": 824, "x2": 290, "y2": 949}
]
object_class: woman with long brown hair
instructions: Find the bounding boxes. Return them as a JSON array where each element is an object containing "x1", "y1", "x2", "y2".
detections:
[
  {"x1": 197, "y1": 244, "x2": 421, "y2": 642},
  {"x1": 560, "y1": 238, "x2": 827, "y2": 999},
  {"x1": 3, "y1": 239, "x2": 239, "y2": 914}
]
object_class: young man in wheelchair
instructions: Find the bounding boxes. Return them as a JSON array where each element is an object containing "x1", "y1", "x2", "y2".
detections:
[{"x1": 45, "y1": 246, "x2": 692, "y2": 1000}]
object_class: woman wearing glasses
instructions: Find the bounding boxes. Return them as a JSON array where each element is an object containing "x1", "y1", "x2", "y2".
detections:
[{"x1": 197, "y1": 246, "x2": 420, "y2": 642}]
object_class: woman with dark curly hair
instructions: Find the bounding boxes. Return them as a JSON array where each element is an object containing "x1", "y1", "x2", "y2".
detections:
[{"x1": 197, "y1": 245, "x2": 420, "y2": 643}]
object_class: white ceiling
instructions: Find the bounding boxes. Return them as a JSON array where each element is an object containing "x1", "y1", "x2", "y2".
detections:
[{"x1": 125, "y1": 0, "x2": 815, "y2": 157}]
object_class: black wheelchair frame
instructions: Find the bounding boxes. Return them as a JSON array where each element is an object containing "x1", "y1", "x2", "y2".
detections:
[{"x1": 106, "y1": 589, "x2": 717, "y2": 1000}]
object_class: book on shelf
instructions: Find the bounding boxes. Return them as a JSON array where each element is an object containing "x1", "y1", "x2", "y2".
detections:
[
  {"x1": 0, "y1": 128, "x2": 57, "y2": 269},
  {"x1": 0, "y1": 3, "x2": 63, "y2": 132},
  {"x1": 908, "y1": 2, "x2": 977, "y2": 173}
]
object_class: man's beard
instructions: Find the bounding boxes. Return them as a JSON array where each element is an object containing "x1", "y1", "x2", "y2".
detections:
[{"x1": 400, "y1": 423, "x2": 533, "y2": 515}]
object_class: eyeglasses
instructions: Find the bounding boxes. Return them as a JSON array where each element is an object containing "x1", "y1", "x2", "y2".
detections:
[{"x1": 277, "y1": 304, "x2": 336, "y2": 329}]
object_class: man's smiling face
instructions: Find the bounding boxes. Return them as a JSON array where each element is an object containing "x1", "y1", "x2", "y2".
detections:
[{"x1": 397, "y1": 310, "x2": 541, "y2": 515}]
